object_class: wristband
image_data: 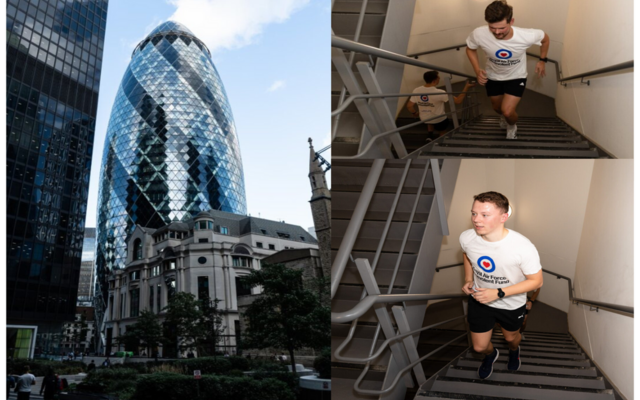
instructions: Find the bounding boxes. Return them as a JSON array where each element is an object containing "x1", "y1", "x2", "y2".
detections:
[{"x1": 539, "y1": 57, "x2": 548, "y2": 63}]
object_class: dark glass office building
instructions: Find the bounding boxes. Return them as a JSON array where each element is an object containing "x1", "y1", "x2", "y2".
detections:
[
  {"x1": 6, "y1": 0, "x2": 109, "y2": 357},
  {"x1": 95, "y1": 21, "x2": 247, "y2": 313}
]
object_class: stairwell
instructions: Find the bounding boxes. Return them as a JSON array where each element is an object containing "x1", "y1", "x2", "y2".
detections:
[
  {"x1": 331, "y1": 158, "x2": 460, "y2": 399},
  {"x1": 416, "y1": 329, "x2": 621, "y2": 400}
]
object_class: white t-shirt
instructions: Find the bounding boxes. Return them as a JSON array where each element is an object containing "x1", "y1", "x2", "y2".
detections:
[
  {"x1": 466, "y1": 26, "x2": 545, "y2": 81},
  {"x1": 16, "y1": 373, "x2": 36, "y2": 392},
  {"x1": 460, "y1": 228, "x2": 541, "y2": 310},
  {"x1": 410, "y1": 86, "x2": 449, "y2": 124}
]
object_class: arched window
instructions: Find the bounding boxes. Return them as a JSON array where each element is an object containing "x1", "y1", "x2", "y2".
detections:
[{"x1": 134, "y1": 239, "x2": 142, "y2": 260}]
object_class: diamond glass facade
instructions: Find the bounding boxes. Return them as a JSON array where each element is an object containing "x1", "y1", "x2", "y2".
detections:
[
  {"x1": 96, "y1": 21, "x2": 247, "y2": 306},
  {"x1": 6, "y1": 0, "x2": 108, "y2": 331}
]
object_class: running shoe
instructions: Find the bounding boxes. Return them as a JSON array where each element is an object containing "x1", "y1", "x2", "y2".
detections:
[
  {"x1": 478, "y1": 348, "x2": 499, "y2": 379},
  {"x1": 508, "y1": 346, "x2": 521, "y2": 371},
  {"x1": 499, "y1": 116, "x2": 508, "y2": 129},
  {"x1": 506, "y1": 123, "x2": 517, "y2": 139}
]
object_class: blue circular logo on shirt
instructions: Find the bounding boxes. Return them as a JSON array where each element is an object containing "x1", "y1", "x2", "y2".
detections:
[
  {"x1": 495, "y1": 49, "x2": 513, "y2": 59},
  {"x1": 420, "y1": 95, "x2": 429, "y2": 102},
  {"x1": 477, "y1": 256, "x2": 496, "y2": 273}
]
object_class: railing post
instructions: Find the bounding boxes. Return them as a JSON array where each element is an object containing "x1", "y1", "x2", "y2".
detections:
[
  {"x1": 355, "y1": 259, "x2": 414, "y2": 388},
  {"x1": 356, "y1": 62, "x2": 408, "y2": 158},
  {"x1": 443, "y1": 76, "x2": 459, "y2": 130},
  {"x1": 331, "y1": 46, "x2": 394, "y2": 158},
  {"x1": 430, "y1": 159, "x2": 449, "y2": 236},
  {"x1": 331, "y1": 160, "x2": 386, "y2": 299},
  {"x1": 391, "y1": 306, "x2": 427, "y2": 386},
  {"x1": 461, "y1": 299, "x2": 471, "y2": 348}
]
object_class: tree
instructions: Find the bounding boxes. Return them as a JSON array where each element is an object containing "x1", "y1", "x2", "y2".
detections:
[
  {"x1": 241, "y1": 263, "x2": 330, "y2": 375},
  {"x1": 162, "y1": 292, "x2": 225, "y2": 356},
  {"x1": 116, "y1": 310, "x2": 164, "y2": 356}
]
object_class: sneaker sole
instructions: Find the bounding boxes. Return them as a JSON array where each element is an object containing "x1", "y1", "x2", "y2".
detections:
[{"x1": 478, "y1": 348, "x2": 500, "y2": 379}]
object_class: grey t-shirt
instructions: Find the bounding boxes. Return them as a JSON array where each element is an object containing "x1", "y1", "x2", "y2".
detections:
[{"x1": 16, "y1": 373, "x2": 36, "y2": 392}]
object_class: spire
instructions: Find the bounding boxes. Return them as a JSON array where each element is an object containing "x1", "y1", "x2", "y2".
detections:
[{"x1": 308, "y1": 138, "x2": 330, "y2": 199}]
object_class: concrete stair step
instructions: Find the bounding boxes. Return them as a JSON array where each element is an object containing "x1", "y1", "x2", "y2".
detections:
[
  {"x1": 426, "y1": 377, "x2": 614, "y2": 400},
  {"x1": 444, "y1": 366, "x2": 606, "y2": 389},
  {"x1": 423, "y1": 145, "x2": 600, "y2": 158},
  {"x1": 332, "y1": 13, "x2": 386, "y2": 37},
  {"x1": 331, "y1": 250, "x2": 417, "y2": 287},
  {"x1": 441, "y1": 139, "x2": 591, "y2": 148},
  {"x1": 455, "y1": 358, "x2": 598, "y2": 377},
  {"x1": 464, "y1": 351, "x2": 590, "y2": 366},
  {"x1": 491, "y1": 343, "x2": 583, "y2": 354},
  {"x1": 332, "y1": 219, "x2": 426, "y2": 253},
  {"x1": 333, "y1": 191, "x2": 434, "y2": 222},
  {"x1": 332, "y1": 162, "x2": 436, "y2": 194},
  {"x1": 451, "y1": 133, "x2": 583, "y2": 141}
]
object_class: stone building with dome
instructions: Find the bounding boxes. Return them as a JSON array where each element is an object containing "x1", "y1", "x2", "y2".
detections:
[{"x1": 103, "y1": 209, "x2": 317, "y2": 357}]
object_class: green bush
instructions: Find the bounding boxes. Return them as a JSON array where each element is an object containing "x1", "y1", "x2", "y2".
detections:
[
  {"x1": 175, "y1": 357, "x2": 231, "y2": 375},
  {"x1": 77, "y1": 368, "x2": 139, "y2": 400},
  {"x1": 250, "y1": 360, "x2": 287, "y2": 372},
  {"x1": 226, "y1": 369, "x2": 246, "y2": 377},
  {"x1": 251, "y1": 370, "x2": 299, "y2": 394},
  {"x1": 313, "y1": 348, "x2": 331, "y2": 379},
  {"x1": 7, "y1": 359, "x2": 85, "y2": 376},
  {"x1": 112, "y1": 362, "x2": 149, "y2": 374},
  {"x1": 227, "y1": 356, "x2": 250, "y2": 371},
  {"x1": 132, "y1": 373, "x2": 294, "y2": 400}
]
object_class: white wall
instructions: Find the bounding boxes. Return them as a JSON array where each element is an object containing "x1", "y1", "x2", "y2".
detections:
[
  {"x1": 568, "y1": 160, "x2": 633, "y2": 399},
  {"x1": 555, "y1": 0, "x2": 633, "y2": 159},
  {"x1": 398, "y1": 0, "x2": 569, "y2": 115}
]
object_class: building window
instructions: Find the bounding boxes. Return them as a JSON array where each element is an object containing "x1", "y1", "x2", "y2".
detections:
[
  {"x1": 268, "y1": 244, "x2": 275, "y2": 250},
  {"x1": 109, "y1": 296, "x2": 114, "y2": 320},
  {"x1": 256, "y1": 242, "x2": 263, "y2": 248},
  {"x1": 130, "y1": 271, "x2": 140, "y2": 281},
  {"x1": 198, "y1": 276, "x2": 209, "y2": 300},
  {"x1": 276, "y1": 232, "x2": 290, "y2": 238},
  {"x1": 300, "y1": 236, "x2": 306, "y2": 241},
  {"x1": 232, "y1": 256, "x2": 249, "y2": 267},
  {"x1": 134, "y1": 239, "x2": 142, "y2": 260},
  {"x1": 236, "y1": 277, "x2": 252, "y2": 296},
  {"x1": 130, "y1": 288, "x2": 140, "y2": 317},
  {"x1": 151, "y1": 265, "x2": 160, "y2": 276},
  {"x1": 120, "y1": 293, "x2": 126, "y2": 319},
  {"x1": 156, "y1": 284, "x2": 162, "y2": 313},
  {"x1": 196, "y1": 220, "x2": 210, "y2": 230},
  {"x1": 149, "y1": 285, "x2": 154, "y2": 313},
  {"x1": 261, "y1": 229, "x2": 267, "y2": 234},
  {"x1": 208, "y1": 221, "x2": 214, "y2": 230},
  {"x1": 198, "y1": 257, "x2": 207, "y2": 265},
  {"x1": 166, "y1": 278, "x2": 176, "y2": 301},
  {"x1": 163, "y1": 261, "x2": 176, "y2": 270},
  {"x1": 198, "y1": 238, "x2": 209, "y2": 243},
  {"x1": 220, "y1": 226, "x2": 229, "y2": 235}
]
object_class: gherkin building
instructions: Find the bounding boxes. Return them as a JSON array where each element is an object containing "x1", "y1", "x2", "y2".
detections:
[{"x1": 95, "y1": 21, "x2": 246, "y2": 307}]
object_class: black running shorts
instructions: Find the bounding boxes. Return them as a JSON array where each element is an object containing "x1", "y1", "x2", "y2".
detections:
[
  {"x1": 485, "y1": 78, "x2": 527, "y2": 98},
  {"x1": 467, "y1": 295, "x2": 527, "y2": 333},
  {"x1": 427, "y1": 118, "x2": 449, "y2": 131}
]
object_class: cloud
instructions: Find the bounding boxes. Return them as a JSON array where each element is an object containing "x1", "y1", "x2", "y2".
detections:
[
  {"x1": 267, "y1": 80, "x2": 285, "y2": 92},
  {"x1": 166, "y1": 0, "x2": 310, "y2": 53}
]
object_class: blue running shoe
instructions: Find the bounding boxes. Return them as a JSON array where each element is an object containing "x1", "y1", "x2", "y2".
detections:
[
  {"x1": 478, "y1": 348, "x2": 499, "y2": 379},
  {"x1": 508, "y1": 346, "x2": 521, "y2": 371}
]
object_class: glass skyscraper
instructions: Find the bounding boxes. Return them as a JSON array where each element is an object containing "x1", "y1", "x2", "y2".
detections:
[
  {"x1": 6, "y1": 0, "x2": 109, "y2": 356},
  {"x1": 95, "y1": 21, "x2": 247, "y2": 311}
]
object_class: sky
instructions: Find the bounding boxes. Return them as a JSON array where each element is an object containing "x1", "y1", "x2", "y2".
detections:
[{"x1": 85, "y1": 0, "x2": 331, "y2": 231}]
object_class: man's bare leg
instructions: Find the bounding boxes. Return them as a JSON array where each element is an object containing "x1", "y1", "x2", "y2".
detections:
[
  {"x1": 489, "y1": 95, "x2": 504, "y2": 116},
  {"x1": 500, "y1": 94, "x2": 522, "y2": 126},
  {"x1": 500, "y1": 326, "x2": 522, "y2": 351},
  {"x1": 471, "y1": 330, "x2": 494, "y2": 355},
  {"x1": 520, "y1": 315, "x2": 529, "y2": 333}
]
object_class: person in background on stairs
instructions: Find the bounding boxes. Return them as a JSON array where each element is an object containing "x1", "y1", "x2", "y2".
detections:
[
  {"x1": 519, "y1": 287, "x2": 541, "y2": 339},
  {"x1": 460, "y1": 191, "x2": 543, "y2": 379},
  {"x1": 406, "y1": 71, "x2": 475, "y2": 140},
  {"x1": 465, "y1": 0, "x2": 550, "y2": 140}
]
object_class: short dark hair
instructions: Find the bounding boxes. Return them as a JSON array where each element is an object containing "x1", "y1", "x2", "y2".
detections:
[
  {"x1": 423, "y1": 71, "x2": 439, "y2": 84},
  {"x1": 473, "y1": 191, "x2": 509, "y2": 214},
  {"x1": 485, "y1": 1, "x2": 513, "y2": 24},
  {"x1": 23, "y1": 365, "x2": 30, "y2": 374}
]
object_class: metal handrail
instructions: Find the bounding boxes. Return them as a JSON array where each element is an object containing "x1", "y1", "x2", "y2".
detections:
[
  {"x1": 334, "y1": 102, "x2": 480, "y2": 159},
  {"x1": 332, "y1": 292, "x2": 468, "y2": 323},
  {"x1": 435, "y1": 262, "x2": 464, "y2": 272},
  {"x1": 332, "y1": 36, "x2": 476, "y2": 80},
  {"x1": 330, "y1": 159, "x2": 385, "y2": 299},
  {"x1": 541, "y1": 268, "x2": 633, "y2": 316},
  {"x1": 406, "y1": 42, "x2": 562, "y2": 83},
  {"x1": 558, "y1": 60, "x2": 633, "y2": 85},
  {"x1": 432, "y1": 264, "x2": 633, "y2": 316}
]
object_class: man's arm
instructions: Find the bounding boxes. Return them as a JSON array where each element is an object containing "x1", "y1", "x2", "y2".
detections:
[
  {"x1": 535, "y1": 33, "x2": 550, "y2": 78},
  {"x1": 466, "y1": 47, "x2": 487, "y2": 85},
  {"x1": 529, "y1": 287, "x2": 541, "y2": 302},
  {"x1": 453, "y1": 81, "x2": 476, "y2": 104},
  {"x1": 461, "y1": 253, "x2": 475, "y2": 294},
  {"x1": 473, "y1": 270, "x2": 543, "y2": 304},
  {"x1": 406, "y1": 100, "x2": 420, "y2": 118}
]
